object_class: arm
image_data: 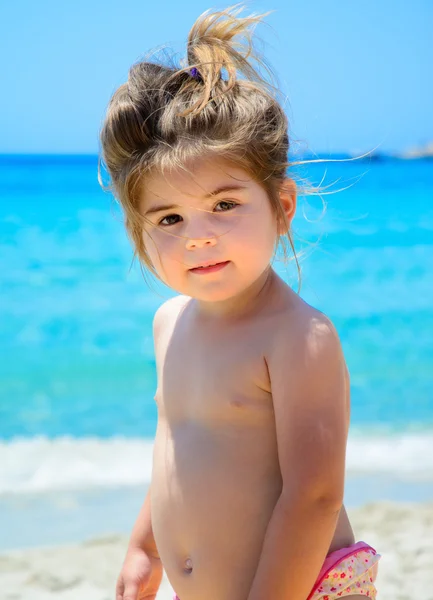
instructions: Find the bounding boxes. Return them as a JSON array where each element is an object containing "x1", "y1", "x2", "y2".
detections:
[
  {"x1": 127, "y1": 489, "x2": 160, "y2": 557},
  {"x1": 247, "y1": 311, "x2": 349, "y2": 600}
]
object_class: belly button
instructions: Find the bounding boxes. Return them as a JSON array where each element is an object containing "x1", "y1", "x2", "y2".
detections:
[{"x1": 183, "y1": 557, "x2": 193, "y2": 574}]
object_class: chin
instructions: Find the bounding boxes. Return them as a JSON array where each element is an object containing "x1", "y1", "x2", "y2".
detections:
[{"x1": 193, "y1": 282, "x2": 249, "y2": 303}]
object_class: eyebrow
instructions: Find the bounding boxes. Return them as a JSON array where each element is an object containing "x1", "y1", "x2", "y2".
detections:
[{"x1": 144, "y1": 184, "x2": 248, "y2": 215}]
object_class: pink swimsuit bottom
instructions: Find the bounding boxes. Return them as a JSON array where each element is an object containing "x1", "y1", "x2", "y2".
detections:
[
  {"x1": 306, "y1": 540, "x2": 381, "y2": 599},
  {"x1": 173, "y1": 540, "x2": 381, "y2": 600}
]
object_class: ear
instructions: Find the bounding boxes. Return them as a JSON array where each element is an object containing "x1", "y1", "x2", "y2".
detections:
[{"x1": 277, "y1": 178, "x2": 297, "y2": 235}]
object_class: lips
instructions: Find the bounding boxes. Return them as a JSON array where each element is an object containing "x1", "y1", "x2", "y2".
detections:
[
  {"x1": 189, "y1": 260, "x2": 230, "y2": 274},
  {"x1": 190, "y1": 260, "x2": 228, "y2": 271}
]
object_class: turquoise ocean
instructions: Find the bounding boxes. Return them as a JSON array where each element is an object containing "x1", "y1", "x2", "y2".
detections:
[{"x1": 1, "y1": 154, "x2": 432, "y2": 549}]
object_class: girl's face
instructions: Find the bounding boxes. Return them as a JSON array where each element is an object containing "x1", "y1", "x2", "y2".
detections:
[{"x1": 140, "y1": 157, "x2": 296, "y2": 303}]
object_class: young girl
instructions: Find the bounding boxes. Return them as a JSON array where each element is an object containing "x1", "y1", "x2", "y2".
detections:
[{"x1": 99, "y1": 5, "x2": 381, "y2": 600}]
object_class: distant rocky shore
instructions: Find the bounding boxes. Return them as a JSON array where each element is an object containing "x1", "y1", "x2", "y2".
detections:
[
  {"x1": 358, "y1": 141, "x2": 433, "y2": 161},
  {"x1": 291, "y1": 141, "x2": 433, "y2": 163}
]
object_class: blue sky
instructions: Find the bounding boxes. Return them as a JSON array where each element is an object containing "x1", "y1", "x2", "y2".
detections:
[{"x1": 2, "y1": 0, "x2": 432, "y2": 155}]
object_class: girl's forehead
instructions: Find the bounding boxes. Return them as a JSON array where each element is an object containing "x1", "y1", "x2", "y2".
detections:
[{"x1": 142, "y1": 158, "x2": 255, "y2": 202}]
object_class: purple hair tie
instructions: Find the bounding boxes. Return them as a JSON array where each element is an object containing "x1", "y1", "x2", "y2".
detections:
[{"x1": 189, "y1": 67, "x2": 203, "y2": 81}]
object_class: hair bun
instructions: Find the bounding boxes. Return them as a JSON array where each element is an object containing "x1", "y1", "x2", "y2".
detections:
[{"x1": 181, "y1": 3, "x2": 273, "y2": 115}]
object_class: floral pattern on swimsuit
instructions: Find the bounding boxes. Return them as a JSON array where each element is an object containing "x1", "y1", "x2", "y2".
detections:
[{"x1": 308, "y1": 547, "x2": 381, "y2": 600}]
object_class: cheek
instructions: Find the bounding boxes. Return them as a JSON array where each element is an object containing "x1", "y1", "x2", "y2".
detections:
[
  {"x1": 143, "y1": 228, "x2": 180, "y2": 267},
  {"x1": 232, "y1": 209, "x2": 278, "y2": 251},
  {"x1": 142, "y1": 231, "x2": 168, "y2": 275},
  {"x1": 142, "y1": 230, "x2": 158, "y2": 265}
]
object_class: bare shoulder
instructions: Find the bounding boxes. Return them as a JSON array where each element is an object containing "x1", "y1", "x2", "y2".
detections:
[
  {"x1": 290, "y1": 302, "x2": 341, "y2": 353},
  {"x1": 266, "y1": 282, "x2": 347, "y2": 376},
  {"x1": 153, "y1": 294, "x2": 192, "y2": 340}
]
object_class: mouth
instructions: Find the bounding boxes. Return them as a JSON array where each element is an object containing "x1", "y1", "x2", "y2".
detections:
[{"x1": 189, "y1": 260, "x2": 230, "y2": 274}]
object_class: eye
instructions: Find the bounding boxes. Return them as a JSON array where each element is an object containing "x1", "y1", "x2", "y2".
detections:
[
  {"x1": 214, "y1": 200, "x2": 238, "y2": 212},
  {"x1": 158, "y1": 214, "x2": 182, "y2": 226}
]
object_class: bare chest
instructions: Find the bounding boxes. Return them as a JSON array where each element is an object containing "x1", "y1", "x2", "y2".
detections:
[{"x1": 154, "y1": 324, "x2": 272, "y2": 424}]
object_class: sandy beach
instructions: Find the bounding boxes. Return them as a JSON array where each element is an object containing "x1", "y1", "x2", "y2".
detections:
[{"x1": 1, "y1": 500, "x2": 432, "y2": 600}]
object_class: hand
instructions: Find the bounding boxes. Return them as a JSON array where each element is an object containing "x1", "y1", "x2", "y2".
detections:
[{"x1": 116, "y1": 546, "x2": 163, "y2": 600}]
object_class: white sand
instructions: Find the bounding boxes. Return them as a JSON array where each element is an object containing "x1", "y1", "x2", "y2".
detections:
[{"x1": 1, "y1": 501, "x2": 433, "y2": 600}]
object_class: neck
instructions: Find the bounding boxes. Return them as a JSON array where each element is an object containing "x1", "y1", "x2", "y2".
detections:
[{"x1": 194, "y1": 266, "x2": 276, "y2": 320}]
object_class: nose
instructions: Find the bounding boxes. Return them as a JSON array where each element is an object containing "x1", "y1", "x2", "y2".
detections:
[
  {"x1": 184, "y1": 213, "x2": 218, "y2": 250},
  {"x1": 185, "y1": 235, "x2": 217, "y2": 251}
]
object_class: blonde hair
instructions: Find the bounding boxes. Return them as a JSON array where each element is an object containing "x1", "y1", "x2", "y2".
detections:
[{"x1": 98, "y1": 3, "x2": 368, "y2": 292}]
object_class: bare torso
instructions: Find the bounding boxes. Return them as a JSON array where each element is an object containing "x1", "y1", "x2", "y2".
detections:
[{"x1": 151, "y1": 278, "x2": 355, "y2": 600}]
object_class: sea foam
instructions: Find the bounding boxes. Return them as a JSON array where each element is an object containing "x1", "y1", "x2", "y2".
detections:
[{"x1": 1, "y1": 432, "x2": 433, "y2": 495}]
